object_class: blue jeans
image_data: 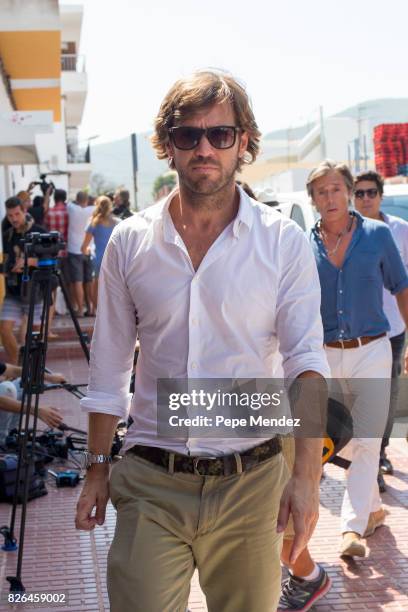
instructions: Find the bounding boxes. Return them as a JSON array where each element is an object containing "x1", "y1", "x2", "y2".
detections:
[{"x1": 381, "y1": 331, "x2": 406, "y2": 452}]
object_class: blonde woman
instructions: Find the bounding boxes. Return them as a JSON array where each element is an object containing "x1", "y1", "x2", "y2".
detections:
[{"x1": 81, "y1": 195, "x2": 119, "y2": 308}]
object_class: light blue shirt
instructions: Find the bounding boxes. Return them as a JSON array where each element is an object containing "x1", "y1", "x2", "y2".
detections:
[
  {"x1": 310, "y1": 211, "x2": 408, "y2": 343},
  {"x1": 86, "y1": 222, "x2": 116, "y2": 271}
]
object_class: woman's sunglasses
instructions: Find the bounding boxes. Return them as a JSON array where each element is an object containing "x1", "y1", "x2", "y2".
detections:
[{"x1": 168, "y1": 125, "x2": 241, "y2": 150}]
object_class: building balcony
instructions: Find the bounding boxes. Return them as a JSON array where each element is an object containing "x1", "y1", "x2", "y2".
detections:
[
  {"x1": 61, "y1": 54, "x2": 87, "y2": 126},
  {"x1": 61, "y1": 53, "x2": 86, "y2": 72},
  {"x1": 67, "y1": 144, "x2": 90, "y2": 164}
]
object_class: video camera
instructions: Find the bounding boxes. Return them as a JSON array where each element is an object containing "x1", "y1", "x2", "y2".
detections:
[
  {"x1": 32, "y1": 174, "x2": 55, "y2": 196},
  {"x1": 22, "y1": 232, "x2": 65, "y2": 260}
]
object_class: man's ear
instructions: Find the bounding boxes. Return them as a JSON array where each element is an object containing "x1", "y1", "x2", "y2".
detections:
[
  {"x1": 165, "y1": 140, "x2": 174, "y2": 160},
  {"x1": 238, "y1": 131, "x2": 249, "y2": 159}
]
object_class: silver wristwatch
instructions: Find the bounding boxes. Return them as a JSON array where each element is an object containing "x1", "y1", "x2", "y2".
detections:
[{"x1": 82, "y1": 451, "x2": 112, "y2": 470}]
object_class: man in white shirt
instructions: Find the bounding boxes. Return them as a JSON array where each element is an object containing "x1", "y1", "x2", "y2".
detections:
[
  {"x1": 75, "y1": 70, "x2": 330, "y2": 612},
  {"x1": 354, "y1": 170, "x2": 408, "y2": 489},
  {"x1": 67, "y1": 191, "x2": 94, "y2": 316}
]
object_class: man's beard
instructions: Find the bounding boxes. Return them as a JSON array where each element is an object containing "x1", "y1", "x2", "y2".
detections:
[{"x1": 177, "y1": 155, "x2": 239, "y2": 197}]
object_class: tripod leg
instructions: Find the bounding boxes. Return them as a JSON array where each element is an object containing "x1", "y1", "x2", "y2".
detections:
[
  {"x1": 58, "y1": 271, "x2": 90, "y2": 363},
  {"x1": 6, "y1": 269, "x2": 51, "y2": 589}
]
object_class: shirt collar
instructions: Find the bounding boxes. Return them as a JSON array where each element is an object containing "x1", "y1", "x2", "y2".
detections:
[
  {"x1": 162, "y1": 185, "x2": 254, "y2": 243},
  {"x1": 312, "y1": 208, "x2": 363, "y2": 234}
]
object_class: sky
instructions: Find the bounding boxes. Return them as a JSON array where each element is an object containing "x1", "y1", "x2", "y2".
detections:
[{"x1": 63, "y1": 0, "x2": 408, "y2": 144}]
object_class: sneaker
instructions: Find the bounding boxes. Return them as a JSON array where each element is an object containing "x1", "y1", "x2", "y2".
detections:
[
  {"x1": 278, "y1": 565, "x2": 332, "y2": 611},
  {"x1": 379, "y1": 455, "x2": 394, "y2": 475},
  {"x1": 340, "y1": 532, "x2": 365, "y2": 557},
  {"x1": 363, "y1": 507, "x2": 389, "y2": 538},
  {"x1": 378, "y1": 470, "x2": 386, "y2": 493}
]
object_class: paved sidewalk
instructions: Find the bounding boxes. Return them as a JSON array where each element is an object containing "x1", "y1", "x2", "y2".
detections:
[{"x1": 0, "y1": 339, "x2": 406, "y2": 610}]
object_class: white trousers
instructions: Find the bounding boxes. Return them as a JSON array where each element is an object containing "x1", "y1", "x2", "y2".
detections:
[{"x1": 325, "y1": 337, "x2": 392, "y2": 535}]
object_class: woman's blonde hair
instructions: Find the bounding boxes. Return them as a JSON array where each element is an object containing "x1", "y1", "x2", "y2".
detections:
[
  {"x1": 151, "y1": 70, "x2": 261, "y2": 171},
  {"x1": 91, "y1": 196, "x2": 112, "y2": 226}
]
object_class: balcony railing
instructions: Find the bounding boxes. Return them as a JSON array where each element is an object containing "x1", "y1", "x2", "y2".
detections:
[
  {"x1": 61, "y1": 54, "x2": 86, "y2": 72},
  {"x1": 67, "y1": 144, "x2": 90, "y2": 164}
]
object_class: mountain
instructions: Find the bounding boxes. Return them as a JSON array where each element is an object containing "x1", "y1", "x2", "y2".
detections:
[{"x1": 90, "y1": 132, "x2": 167, "y2": 209}]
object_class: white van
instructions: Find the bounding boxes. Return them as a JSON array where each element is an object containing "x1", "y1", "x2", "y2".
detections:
[
  {"x1": 382, "y1": 184, "x2": 408, "y2": 221},
  {"x1": 255, "y1": 188, "x2": 317, "y2": 232}
]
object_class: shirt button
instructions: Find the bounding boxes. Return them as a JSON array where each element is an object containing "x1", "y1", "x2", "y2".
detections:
[
  {"x1": 339, "y1": 269, "x2": 343, "y2": 273},
  {"x1": 191, "y1": 317, "x2": 198, "y2": 326},
  {"x1": 339, "y1": 310, "x2": 343, "y2": 314},
  {"x1": 339, "y1": 290, "x2": 343, "y2": 294},
  {"x1": 191, "y1": 362, "x2": 197, "y2": 370},
  {"x1": 340, "y1": 330, "x2": 344, "y2": 333}
]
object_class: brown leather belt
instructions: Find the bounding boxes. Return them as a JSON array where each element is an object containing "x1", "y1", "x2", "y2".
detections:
[
  {"x1": 127, "y1": 437, "x2": 281, "y2": 476},
  {"x1": 325, "y1": 332, "x2": 386, "y2": 349}
]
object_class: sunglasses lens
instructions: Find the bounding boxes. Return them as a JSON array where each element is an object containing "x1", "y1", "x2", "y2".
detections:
[
  {"x1": 171, "y1": 127, "x2": 202, "y2": 150},
  {"x1": 207, "y1": 127, "x2": 236, "y2": 149},
  {"x1": 355, "y1": 189, "x2": 378, "y2": 199}
]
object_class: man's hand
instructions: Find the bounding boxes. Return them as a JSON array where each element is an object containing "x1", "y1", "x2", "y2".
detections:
[
  {"x1": 45, "y1": 372, "x2": 67, "y2": 384},
  {"x1": 11, "y1": 257, "x2": 24, "y2": 273},
  {"x1": 38, "y1": 405, "x2": 63, "y2": 428},
  {"x1": 75, "y1": 466, "x2": 110, "y2": 530},
  {"x1": 3, "y1": 364, "x2": 21, "y2": 380},
  {"x1": 277, "y1": 473, "x2": 320, "y2": 564}
]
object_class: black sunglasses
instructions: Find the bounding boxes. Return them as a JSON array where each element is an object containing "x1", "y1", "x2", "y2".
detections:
[
  {"x1": 354, "y1": 188, "x2": 379, "y2": 199},
  {"x1": 168, "y1": 125, "x2": 241, "y2": 150}
]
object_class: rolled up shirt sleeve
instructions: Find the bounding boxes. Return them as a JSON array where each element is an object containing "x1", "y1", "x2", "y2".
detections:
[
  {"x1": 275, "y1": 224, "x2": 330, "y2": 381},
  {"x1": 80, "y1": 227, "x2": 138, "y2": 419}
]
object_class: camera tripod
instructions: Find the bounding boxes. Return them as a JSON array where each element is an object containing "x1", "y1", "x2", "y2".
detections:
[{"x1": 0, "y1": 232, "x2": 90, "y2": 593}]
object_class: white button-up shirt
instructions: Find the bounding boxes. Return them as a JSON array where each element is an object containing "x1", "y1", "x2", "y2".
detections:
[
  {"x1": 81, "y1": 187, "x2": 330, "y2": 455},
  {"x1": 382, "y1": 212, "x2": 408, "y2": 337}
]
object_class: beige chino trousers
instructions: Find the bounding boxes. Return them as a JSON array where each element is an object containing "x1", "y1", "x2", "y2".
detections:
[{"x1": 108, "y1": 450, "x2": 289, "y2": 612}]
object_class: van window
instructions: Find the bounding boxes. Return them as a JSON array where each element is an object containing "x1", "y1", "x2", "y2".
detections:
[
  {"x1": 290, "y1": 204, "x2": 306, "y2": 231},
  {"x1": 382, "y1": 195, "x2": 408, "y2": 222}
]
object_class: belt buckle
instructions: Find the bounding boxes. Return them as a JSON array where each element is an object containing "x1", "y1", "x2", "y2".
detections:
[{"x1": 193, "y1": 457, "x2": 208, "y2": 476}]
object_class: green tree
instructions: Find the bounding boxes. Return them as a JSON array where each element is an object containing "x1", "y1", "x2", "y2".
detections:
[
  {"x1": 152, "y1": 172, "x2": 177, "y2": 200},
  {"x1": 89, "y1": 173, "x2": 118, "y2": 196}
]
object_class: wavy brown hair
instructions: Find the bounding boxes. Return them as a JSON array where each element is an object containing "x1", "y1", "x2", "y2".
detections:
[{"x1": 151, "y1": 70, "x2": 261, "y2": 171}]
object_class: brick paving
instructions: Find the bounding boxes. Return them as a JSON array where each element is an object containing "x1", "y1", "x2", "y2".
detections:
[{"x1": 0, "y1": 316, "x2": 406, "y2": 611}]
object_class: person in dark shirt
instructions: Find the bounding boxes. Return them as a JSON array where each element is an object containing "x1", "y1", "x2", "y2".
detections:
[
  {"x1": 112, "y1": 189, "x2": 133, "y2": 220},
  {"x1": 28, "y1": 195, "x2": 46, "y2": 226},
  {"x1": 0, "y1": 197, "x2": 47, "y2": 363}
]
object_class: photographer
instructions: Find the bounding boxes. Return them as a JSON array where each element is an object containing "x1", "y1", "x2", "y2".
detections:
[
  {"x1": 0, "y1": 197, "x2": 48, "y2": 364},
  {"x1": 0, "y1": 362, "x2": 65, "y2": 446}
]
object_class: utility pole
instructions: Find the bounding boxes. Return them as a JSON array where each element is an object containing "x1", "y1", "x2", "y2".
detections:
[
  {"x1": 356, "y1": 105, "x2": 366, "y2": 170},
  {"x1": 319, "y1": 106, "x2": 327, "y2": 159},
  {"x1": 131, "y1": 132, "x2": 138, "y2": 210}
]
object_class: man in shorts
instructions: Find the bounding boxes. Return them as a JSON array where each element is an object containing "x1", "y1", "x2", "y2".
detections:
[{"x1": 67, "y1": 191, "x2": 94, "y2": 316}]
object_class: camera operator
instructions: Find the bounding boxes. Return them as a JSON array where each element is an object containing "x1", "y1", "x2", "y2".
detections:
[
  {"x1": 0, "y1": 362, "x2": 65, "y2": 446},
  {"x1": 0, "y1": 197, "x2": 48, "y2": 364}
]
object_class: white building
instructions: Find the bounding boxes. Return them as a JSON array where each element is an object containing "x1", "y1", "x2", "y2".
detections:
[
  {"x1": 0, "y1": 0, "x2": 90, "y2": 215},
  {"x1": 241, "y1": 99, "x2": 408, "y2": 193}
]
